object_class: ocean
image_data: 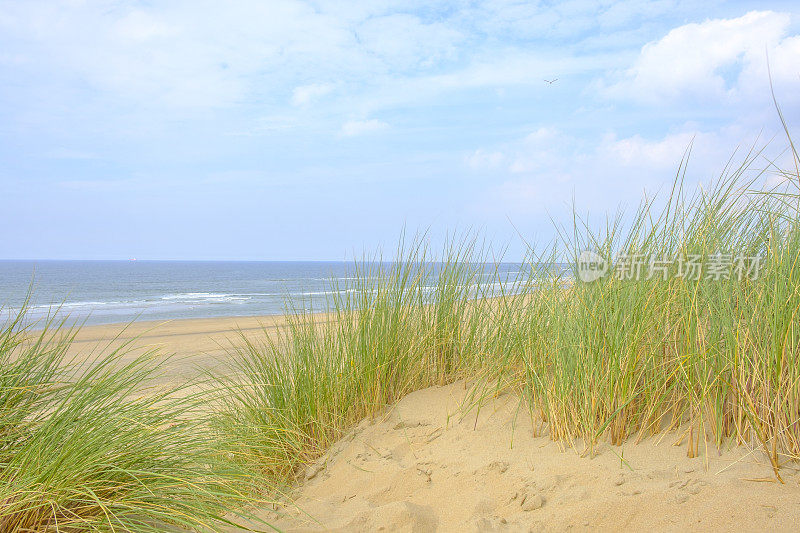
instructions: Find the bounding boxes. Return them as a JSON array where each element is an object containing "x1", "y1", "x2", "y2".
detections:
[{"x1": 0, "y1": 260, "x2": 525, "y2": 326}]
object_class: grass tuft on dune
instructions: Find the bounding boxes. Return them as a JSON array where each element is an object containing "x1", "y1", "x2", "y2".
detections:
[
  {"x1": 215, "y1": 131, "x2": 800, "y2": 489},
  {"x1": 0, "y1": 306, "x2": 267, "y2": 532}
]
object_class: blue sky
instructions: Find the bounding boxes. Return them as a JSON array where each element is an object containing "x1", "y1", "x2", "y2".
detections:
[{"x1": 1, "y1": 1, "x2": 799, "y2": 261}]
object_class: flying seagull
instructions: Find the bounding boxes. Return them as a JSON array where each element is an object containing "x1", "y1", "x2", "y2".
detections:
[{"x1": 544, "y1": 78, "x2": 558, "y2": 85}]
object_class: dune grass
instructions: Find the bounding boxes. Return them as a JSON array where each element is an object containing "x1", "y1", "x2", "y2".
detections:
[
  {"x1": 216, "y1": 133, "x2": 800, "y2": 488},
  {"x1": 210, "y1": 236, "x2": 500, "y2": 485},
  {"x1": 0, "y1": 307, "x2": 267, "y2": 532}
]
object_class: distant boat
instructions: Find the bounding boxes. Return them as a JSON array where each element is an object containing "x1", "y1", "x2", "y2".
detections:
[{"x1": 130, "y1": 258, "x2": 137, "y2": 262}]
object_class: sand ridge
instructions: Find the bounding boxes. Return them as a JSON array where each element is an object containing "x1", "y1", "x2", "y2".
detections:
[{"x1": 253, "y1": 382, "x2": 800, "y2": 532}]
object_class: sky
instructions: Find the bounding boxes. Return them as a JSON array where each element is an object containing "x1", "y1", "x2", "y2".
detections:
[{"x1": 1, "y1": 1, "x2": 799, "y2": 261}]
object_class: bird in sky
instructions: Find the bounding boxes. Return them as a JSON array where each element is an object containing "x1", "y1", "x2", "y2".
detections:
[{"x1": 544, "y1": 78, "x2": 558, "y2": 84}]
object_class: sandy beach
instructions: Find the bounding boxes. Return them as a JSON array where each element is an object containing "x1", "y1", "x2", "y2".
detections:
[
  {"x1": 63, "y1": 314, "x2": 295, "y2": 384},
  {"x1": 250, "y1": 381, "x2": 800, "y2": 532}
]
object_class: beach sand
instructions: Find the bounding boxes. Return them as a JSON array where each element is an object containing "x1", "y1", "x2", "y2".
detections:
[
  {"x1": 249, "y1": 381, "x2": 800, "y2": 532},
  {"x1": 63, "y1": 314, "x2": 294, "y2": 384}
]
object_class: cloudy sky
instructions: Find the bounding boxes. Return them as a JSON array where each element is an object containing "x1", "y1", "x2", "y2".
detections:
[{"x1": 1, "y1": 1, "x2": 799, "y2": 260}]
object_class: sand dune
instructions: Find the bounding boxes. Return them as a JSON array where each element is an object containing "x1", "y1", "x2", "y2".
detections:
[
  {"x1": 252, "y1": 382, "x2": 800, "y2": 532},
  {"x1": 59, "y1": 318, "x2": 800, "y2": 530}
]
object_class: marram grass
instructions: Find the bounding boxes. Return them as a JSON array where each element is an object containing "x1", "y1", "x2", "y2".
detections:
[
  {"x1": 3, "y1": 135, "x2": 800, "y2": 531},
  {"x1": 0, "y1": 307, "x2": 268, "y2": 532},
  {"x1": 210, "y1": 235, "x2": 501, "y2": 485},
  {"x1": 216, "y1": 134, "x2": 800, "y2": 488}
]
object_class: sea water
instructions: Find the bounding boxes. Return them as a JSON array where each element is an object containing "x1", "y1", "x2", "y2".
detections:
[{"x1": 0, "y1": 260, "x2": 528, "y2": 326}]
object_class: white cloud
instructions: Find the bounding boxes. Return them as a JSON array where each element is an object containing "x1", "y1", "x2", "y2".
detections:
[
  {"x1": 355, "y1": 14, "x2": 463, "y2": 71},
  {"x1": 466, "y1": 149, "x2": 505, "y2": 170},
  {"x1": 0, "y1": 1, "x2": 358, "y2": 108},
  {"x1": 596, "y1": 0, "x2": 678, "y2": 29},
  {"x1": 602, "y1": 11, "x2": 800, "y2": 104},
  {"x1": 605, "y1": 132, "x2": 699, "y2": 167},
  {"x1": 508, "y1": 128, "x2": 575, "y2": 174},
  {"x1": 0, "y1": 1, "x2": 639, "y2": 116},
  {"x1": 466, "y1": 121, "x2": 786, "y2": 218},
  {"x1": 340, "y1": 118, "x2": 389, "y2": 137},
  {"x1": 115, "y1": 10, "x2": 175, "y2": 42},
  {"x1": 291, "y1": 83, "x2": 335, "y2": 106}
]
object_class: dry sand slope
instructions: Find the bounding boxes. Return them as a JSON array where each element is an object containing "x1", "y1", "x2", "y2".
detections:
[{"x1": 253, "y1": 382, "x2": 800, "y2": 532}]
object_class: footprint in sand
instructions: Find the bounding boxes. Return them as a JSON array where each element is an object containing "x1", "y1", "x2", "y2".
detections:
[
  {"x1": 346, "y1": 501, "x2": 438, "y2": 532},
  {"x1": 393, "y1": 418, "x2": 429, "y2": 431},
  {"x1": 670, "y1": 478, "x2": 708, "y2": 503},
  {"x1": 520, "y1": 492, "x2": 545, "y2": 511},
  {"x1": 416, "y1": 462, "x2": 433, "y2": 483},
  {"x1": 473, "y1": 460, "x2": 510, "y2": 476},
  {"x1": 472, "y1": 516, "x2": 511, "y2": 531}
]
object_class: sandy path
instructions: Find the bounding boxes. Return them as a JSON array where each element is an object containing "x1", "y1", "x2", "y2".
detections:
[{"x1": 251, "y1": 382, "x2": 800, "y2": 532}]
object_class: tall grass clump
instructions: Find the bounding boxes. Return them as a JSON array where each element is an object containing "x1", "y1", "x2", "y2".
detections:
[
  {"x1": 216, "y1": 132, "x2": 800, "y2": 484},
  {"x1": 504, "y1": 137, "x2": 800, "y2": 470},
  {"x1": 211, "y1": 236, "x2": 500, "y2": 485},
  {"x1": 0, "y1": 306, "x2": 265, "y2": 532}
]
